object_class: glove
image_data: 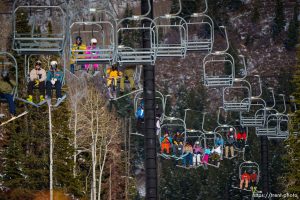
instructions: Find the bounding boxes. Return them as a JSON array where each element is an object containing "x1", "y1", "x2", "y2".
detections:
[
  {"x1": 51, "y1": 78, "x2": 56, "y2": 85},
  {"x1": 35, "y1": 80, "x2": 39, "y2": 86}
]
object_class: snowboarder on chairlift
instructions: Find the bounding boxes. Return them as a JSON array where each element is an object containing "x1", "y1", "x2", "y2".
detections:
[
  {"x1": 46, "y1": 60, "x2": 63, "y2": 102},
  {"x1": 70, "y1": 36, "x2": 87, "y2": 73},
  {"x1": 0, "y1": 70, "x2": 16, "y2": 117},
  {"x1": 27, "y1": 60, "x2": 46, "y2": 103},
  {"x1": 85, "y1": 38, "x2": 101, "y2": 72}
]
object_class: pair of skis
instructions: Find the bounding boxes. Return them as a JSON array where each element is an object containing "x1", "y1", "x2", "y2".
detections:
[
  {"x1": 0, "y1": 95, "x2": 67, "y2": 126},
  {"x1": 16, "y1": 94, "x2": 67, "y2": 108}
]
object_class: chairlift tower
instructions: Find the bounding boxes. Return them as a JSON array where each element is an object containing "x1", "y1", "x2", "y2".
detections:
[{"x1": 141, "y1": 0, "x2": 157, "y2": 199}]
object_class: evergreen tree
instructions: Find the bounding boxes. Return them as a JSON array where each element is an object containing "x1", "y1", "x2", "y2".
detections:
[
  {"x1": 251, "y1": 0, "x2": 260, "y2": 23},
  {"x1": 16, "y1": 8, "x2": 31, "y2": 33},
  {"x1": 225, "y1": 43, "x2": 243, "y2": 77},
  {"x1": 272, "y1": 0, "x2": 286, "y2": 39},
  {"x1": 224, "y1": 0, "x2": 243, "y2": 12},
  {"x1": 283, "y1": 46, "x2": 300, "y2": 194},
  {"x1": 207, "y1": 0, "x2": 230, "y2": 25},
  {"x1": 52, "y1": 104, "x2": 85, "y2": 197},
  {"x1": 285, "y1": 5, "x2": 299, "y2": 50},
  {"x1": 119, "y1": 4, "x2": 142, "y2": 48}
]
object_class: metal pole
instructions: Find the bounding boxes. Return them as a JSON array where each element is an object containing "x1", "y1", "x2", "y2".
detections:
[
  {"x1": 141, "y1": 0, "x2": 157, "y2": 199},
  {"x1": 260, "y1": 136, "x2": 269, "y2": 194}
]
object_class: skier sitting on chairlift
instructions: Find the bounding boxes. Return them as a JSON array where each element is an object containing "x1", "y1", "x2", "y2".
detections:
[
  {"x1": 202, "y1": 147, "x2": 211, "y2": 168},
  {"x1": 225, "y1": 128, "x2": 235, "y2": 158},
  {"x1": 70, "y1": 36, "x2": 87, "y2": 73},
  {"x1": 46, "y1": 61, "x2": 63, "y2": 103},
  {"x1": 240, "y1": 170, "x2": 250, "y2": 190},
  {"x1": 183, "y1": 142, "x2": 193, "y2": 167},
  {"x1": 236, "y1": 127, "x2": 247, "y2": 149},
  {"x1": 211, "y1": 145, "x2": 222, "y2": 165},
  {"x1": 120, "y1": 65, "x2": 136, "y2": 95},
  {"x1": 135, "y1": 100, "x2": 144, "y2": 132},
  {"x1": 215, "y1": 135, "x2": 224, "y2": 147},
  {"x1": 193, "y1": 141, "x2": 203, "y2": 166},
  {"x1": 0, "y1": 70, "x2": 16, "y2": 117},
  {"x1": 249, "y1": 169, "x2": 258, "y2": 192},
  {"x1": 85, "y1": 38, "x2": 100, "y2": 73},
  {"x1": 173, "y1": 131, "x2": 184, "y2": 154},
  {"x1": 160, "y1": 132, "x2": 172, "y2": 154},
  {"x1": 106, "y1": 63, "x2": 123, "y2": 89},
  {"x1": 27, "y1": 60, "x2": 46, "y2": 103}
]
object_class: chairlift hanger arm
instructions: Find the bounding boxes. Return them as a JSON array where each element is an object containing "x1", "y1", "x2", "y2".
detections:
[
  {"x1": 168, "y1": 0, "x2": 182, "y2": 16},
  {"x1": 278, "y1": 94, "x2": 287, "y2": 114},
  {"x1": 201, "y1": 112, "x2": 210, "y2": 133},
  {"x1": 238, "y1": 55, "x2": 247, "y2": 79},
  {"x1": 217, "y1": 26, "x2": 229, "y2": 53},
  {"x1": 189, "y1": 0, "x2": 208, "y2": 17},
  {"x1": 289, "y1": 96, "x2": 297, "y2": 112},
  {"x1": 251, "y1": 75, "x2": 263, "y2": 99},
  {"x1": 267, "y1": 88, "x2": 276, "y2": 109},
  {"x1": 217, "y1": 107, "x2": 228, "y2": 126}
]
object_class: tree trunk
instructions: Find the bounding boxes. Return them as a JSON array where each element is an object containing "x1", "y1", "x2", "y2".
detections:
[{"x1": 48, "y1": 101, "x2": 53, "y2": 200}]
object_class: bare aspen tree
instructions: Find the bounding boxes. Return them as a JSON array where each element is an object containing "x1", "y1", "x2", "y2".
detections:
[
  {"x1": 66, "y1": 71, "x2": 88, "y2": 177},
  {"x1": 73, "y1": 83, "x2": 120, "y2": 200}
]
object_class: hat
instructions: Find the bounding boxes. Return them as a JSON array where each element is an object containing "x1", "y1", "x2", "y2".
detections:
[
  {"x1": 36, "y1": 60, "x2": 42, "y2": 65},
  {"x1": 76, "y1": 36, "x2": 82, "y2": 41},
  {"x1": 76, "y1": 36, "x2": 82, "y2": 45},
  {"x1": 50, "y1": 60, "x2": 57, "y2": 66},
  {"x1": 91, "y1": 38, "x2": 97, "y2": 44},
  {"x1": 229, "y1": 128, "x2": 233, "y2": 132}
]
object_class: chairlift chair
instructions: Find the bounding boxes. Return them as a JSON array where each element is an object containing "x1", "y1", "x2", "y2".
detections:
[
  {"x1": 16, "y1": 55, "x2": 66, "y2": 107},
  {"x1": 185, "y1": 13, "x2": 214, "y2": 52},
  {"x1": 236, "y1": 161, "x2": 260, "y2": 191},
  {"x1": 12, "y1": 1, "x2": 66, "y2": 54},
  {"x1": 222, "y1": 80, "x2": 252, "y2": 112},
  {"x1": 152, "y1": 15, "x2": 188, "y2": 58},
  {"x1": 240, "y1": 101, "x2": 267, "y2": 128},
  {"x1": 256, "y1": 94, "x2": 289, "y2": 139},
  {"x1": 185, "y1": 129, "x2": 204, "y2": 144},
  {"x1": 158, "y1": 116, "x2": 187, "y2": 159},
  {"x1": 203, "y1": 51, "x2": 235, "y2": 87},
  {"x1": 70, "y1": 21, "x2": 116, "y2": 66},
  {"x1": 117, "y1": 16, "x2": 157, "y2": 65},
  {"x1": 198, "y1": 131, "x2": 223, "y2": 168},
  {"x1": 134, "y1": 90, "x2": 166, "y2": 121},
  {"x1": 239, "y1": 161, "x2": 260, "y2": 183}
]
